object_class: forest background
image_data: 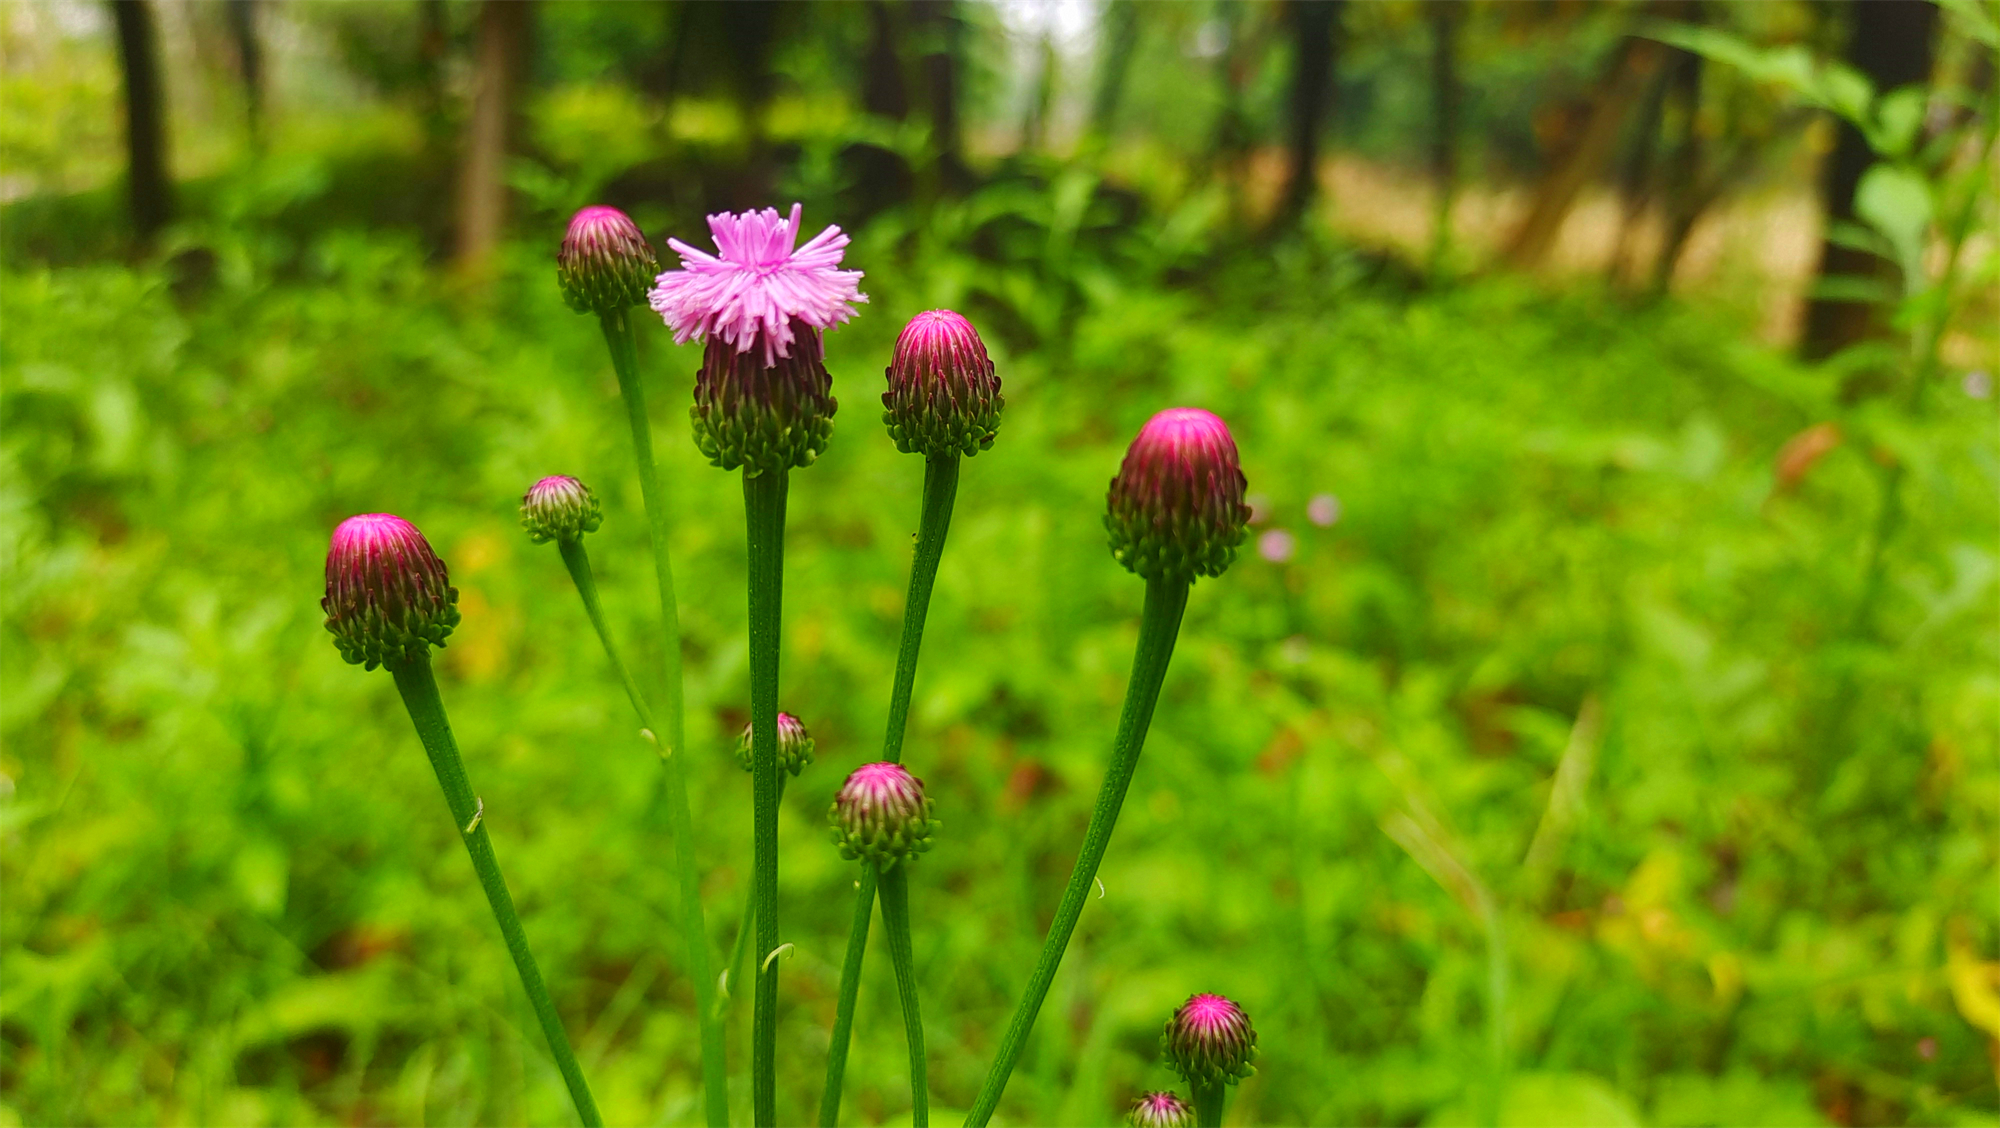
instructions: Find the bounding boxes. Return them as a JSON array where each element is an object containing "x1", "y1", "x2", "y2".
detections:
[{"x1": 1, "y1": 1, "x2": 1996, "y2": 1125}]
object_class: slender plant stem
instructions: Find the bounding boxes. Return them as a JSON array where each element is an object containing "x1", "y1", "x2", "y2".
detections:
[
  {"x1": 721, "y1": 776, "x2": 784, "y2": 1022},
  {"x1": 744, "y1": 468, "x2": 790, "y2": 1127},
  {"x1": 389, "y1": 654, "x2": 602, "y2": 1127},
  {"x1": 876, "y1": 862, "x2": 928, "y2": 1127},
  {"x1": 820, "y1": 453, "x2": 961, "y2": 1124},
  {"x1": 557, "y1": 538, "x2": 652, "y2": 727},
  {"x1": 598, "y1": 307, "x2": 728, "y2": 1127},
  {"x1": 963, "y1": 577, "x2": 1191, "y2": 1127},
  {"x1": 818, "y1": 866, "x2": 877, "y2": 1127},
  {"x1": 1191, "y1": 1080, "x2": 1224, "y2": 1128}
]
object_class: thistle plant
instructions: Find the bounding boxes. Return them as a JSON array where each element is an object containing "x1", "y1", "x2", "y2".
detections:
[
  {"x1": 651, "y1": 203, "x2": 865, "y2": 1127},
  {"x1": 965, "y1": 407, "x2": 1250, "y2": 1126},
  {"x1": 321, "y1": 514, "x2": 600, "y2": 1126},
  {"x1": 723, "y1": 712, "x2": 813, "y2": 1015},
  {"x1": 1128, "y1": 1091, "x2": 1196, "y2": 1128},
  {"x1": 1163, "y1": 993, "x2": 1258, "y2": 1127},
  {"x1": 821, "y1": 309, "x2": 1000, "y2": 1127},
  {"x1": 558, "y1": 207, "x2": 727, "y2": 1126}
]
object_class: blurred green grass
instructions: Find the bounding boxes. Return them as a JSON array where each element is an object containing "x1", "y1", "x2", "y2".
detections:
[{"x1": 2, "y1": 194, "x2": 1996, "y2": 1127}]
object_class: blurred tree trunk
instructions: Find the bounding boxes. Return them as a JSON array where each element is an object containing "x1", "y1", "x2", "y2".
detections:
[
  {"x1": 1606, "y1": 41, "x2": 1677, "y2": 284},
  {"x1": 1504, "y1": 35, "x2": 1664, "y2": 268},
  {"x1": 454, "y1": 0, "x2": 531, "y2": 276},
  {"x1": 225, "y1": 0, "x2": 262, "y2": 149},
  {"x1": 1427, "y1": 0, "x2": 1463, "y2": 270},
  {"x1": 862, "y1": 0, "x2": 910, "y2": 121},
  {"x1": 1018, "y1": 33, "x2": 1056, "y2": 153},
  {"x1": 912, "y1": 0, "x2": 970, "y2": 192},
  {"x1": 1085, "y1": 0, "x2": 1141, "y2": 148},
  {"x1": 1273, "y1": 0, "x2": 1344, "y2": 230},
  {"x1": 1801, "y1": 0, "x2": 1941, "y2": 360},
  {"x1": 1648, "y1": 44, "x2": 1707, "y2": 295},
  {"x1": 110, "y1": 0, "x2": 173, "y2": 250},
  {"x1": 1207, "y1": 0, "x2": 1254, "y2": 226}
]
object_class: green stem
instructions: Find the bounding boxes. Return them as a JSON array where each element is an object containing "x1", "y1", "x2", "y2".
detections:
[
  {"x1": 818, "y1": 867, "x2": 877, "y2": 1127},
  {"x1": 1192, "y1": 1080, "x2": 1224, "y2": 1128},
  {"x1": 820, "y1": 453, "x2": 962, "y2": 1124},
  {"x1": 599, "y1": 307, "x2": 728, "y2": 1127},
  {"x1": 877, "y1": 862, "x2": 928, "y2": 1127},
  {"x1": 964, "y1": 578, "x2": 1191, "y2": 1126},
  {"x1": 557, "y1": 538, "x2": 652, "y2": 728},
  {"x1": 744, "y1": 468, "x2": 790, "y2": 1127},
  {"x1": 389, "y1": 654, "x2": 602, "y2": 1127},
  {"x1": 721, "y1": 775, "x2": 784, "y2": 1023}
]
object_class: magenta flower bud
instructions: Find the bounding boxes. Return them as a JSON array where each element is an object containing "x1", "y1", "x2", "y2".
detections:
[
  {"x1": 519, "y1": 475, "x2": 603, "y2": 545},
  {"x1": 1105, "y1": 407, "x2": 1251, "y2": 584},
  {"x1": 557, "y1": 206, "x2": 661, "y2": 315},
  {"x1": 736, "y1": 711, "x2": 815, "y2": 776},
  {"x1": 882, "y1": 310, "x2": 1003, "y2": 458},
  {"x1": 1127, "y1": 1091, "x2": 1194, "y2": 1128},
  {"x1": 322, "y1": 514, "x2": 461, "y2": 671},
  {"x1": 692, "y1": 328, "x2": 838, "y2": 474},
  {"x1": 1161, "y1": 993, "x2": 1258, "y2": 1089},
  {"x1": 828, "y1": 761, "x2": 936, "y2": 868}
]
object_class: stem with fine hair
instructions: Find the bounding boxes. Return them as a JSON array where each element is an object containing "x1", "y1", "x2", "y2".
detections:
[
  {"x1": 598, "y1": 306, "x2": 728, "y2": 1127},
  {"x1": 820, "y1": 452, "x2": 961, "y2": 1125},
  {"x1": 744, "y1": 467, "x2": 790, "y2": 1127},
  {"x1": 876, "y1": 861, "x2": 929, "y2": 1127},
  {"x1": 964, "y1": 577, "x2": 1191, "y2": 1127},
  {"x1": 1191, "y1": 1080, "x2": 1224, "y2": 1128},
  {"x1": 388, "y1": 653, "x2": 602, "y2": 1128}
]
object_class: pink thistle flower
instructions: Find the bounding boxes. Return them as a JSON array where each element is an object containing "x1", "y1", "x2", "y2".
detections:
[
  {"x1": 323, "y1": 514, "x2": 461, "y2": 671},
  {"x1": 1162, "y1": 993, "x2": 1258, "y2": 1088},
  {"x1": 649, "y1": 203, "x2": 867, "y2": 365},
  {"x1": 1257, "y1": 528, "x2": 1295, "y2": 563},
  {"x1": 829, "y1": 761, "x2": 936, "y2": 868},
  {"x1": 519, "y1": 475, "x2": 603, "y2": 545},
  {"x1": 1127, "y1": 1091, "x2": 1194, "y2": 1128},
  {"x1": 557, "y1": 206, "x2": 660, "y2": 314},
  {"x1": 1307, "y1": 492, "x2": 1341, "y2": 527},
  {"x1": 883, "y1": 309, "x2": 1004, "y2": 458},
  {"x1": 1106, "y1": 407, "x2": 1251, "y2": 584},
  {"x1": 736, "y1": 711, "x2": 815, "y2": 776}
]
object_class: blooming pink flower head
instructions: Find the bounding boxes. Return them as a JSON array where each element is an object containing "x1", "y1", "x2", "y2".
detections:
[
  {"x1": 649, "y1": 203, "x2": 866, "y2": 365},
  {"x1": 829, "y1": 761, "x2": 936, "y2": 868},
  {"x1": 520, "y1": 475, "x2": 603, "y2": 545},
  {"x1": 557, "y1": 206, "x2": 660, "y2": 314},
  {"x1": 883, "y1": 309, "x2": 1004, "y2": 458},
  {"x1": 1162, "y1": 993, "x2": 1257, "y2": 1088},
  {"x1": 736, "y1": 711, "x2": 815, "y2": 776},
  {"x1": 1106, "y1": 407, "x2": 1251, "y2": 584},
  {"x1": 1127, "y1": 1091, "x2": 1194, "y2": 1128},
  {"x1": 323, "y1": 514, "x2": 461, "y2": 671}
]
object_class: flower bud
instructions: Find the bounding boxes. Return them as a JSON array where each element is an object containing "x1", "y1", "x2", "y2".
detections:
[
  {"x1": 1106, "y1": 408, "x2": 1250, "y2": 584},
  {"x1": 691, "y1": 325, "x2": 838, "y2": 475},
  {"x1": 1127, "y1": 1091, "x2": 1194, "y2": 1128},
  {"x1": 1161, "y1": 993, "x2": 1257, "y2": 1089},
  {"x1": 557, "y1": 206, "x2": 660, "y2": 315},
  {"x1": 736, "y1": 712, "x2": 815, "y2": 776},
  {"x1": 520, "y1": 475, "x2": 603, "y2": 544},
  {"x1": 323, "y1": 514, "x2": 461, "y2": 671},
  {"x1": 828, "y1": 761, "x2": 935, "y2": 868},
  {"x1": 882, "y1": 310, "x2": 1003, "y2": 458}
]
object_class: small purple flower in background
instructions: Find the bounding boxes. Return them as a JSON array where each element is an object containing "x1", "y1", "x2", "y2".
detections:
[
  {"x1": 737, "y1": 711, "x2": 815, "y2": 776},
  {"x1": 520, "y1": 475, "x2": 603, "y2": 545},
  {"x1": 649, "y1": 203, "x2": 866, "y2": 365},
  {"x1": 829, "y1": 761, "x2": 936, "y2": 867},
  {"x1": 557, "y1": 206, "x2": 660, "y2": 315},
  {"x1": 322, "y1": 514, "x2": 461, "y2": 671},
  {"x1": 1257, "y1": 528, "x2": 1295, "y2": 563},
  {"x1": 1918, "y1": 1036, "x2": 1939, "y2": 1060},
  {"x1": 1105, "y1": 407, "x2": 1252, "y2": 584},
  {"x1": 1307, "y1": 492, "x2": 1341, "y2": 527},
  {"x1": 1128, "y1": 1090, "x2": 1194, "y2": 1128},
  {"x1": 1162, "y1": 992, "x2": 1258, "y2": 1088},
  {"x1": 1964, "y1": 370, "x2": 1992, "y2": 400},
  {"x1": 1245, "y1": 492, "x2": 1271, "y2": 525}
]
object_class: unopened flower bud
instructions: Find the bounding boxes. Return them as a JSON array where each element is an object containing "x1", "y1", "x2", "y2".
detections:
[
  {"x1": 829, "y1": 761, "x2": 935, "y2": 868},
  {"x1": 883, "y1": 310, "x2": 1003, "y2": 458},
  {"x1": 557, "y1": 206, "x2": 660, "y2": 314},
  {"x1": 520, "y1": 475, "x2": 603, "y2": 544},
  {"x1": 736, "y1": 712, "x2": 815, "y2": 776},
  {"x1": 1127, "y1": 1091, "x2": 1194, "y2": 1128},
  {"x1": 692, "y1": 327, "x2": 838, "y2": 474},
  {"x1": 1162, "y1": 993, "x2": 1258, "y2": 1088},
  {"x1": 323, "y1": 514, "x2": 461, "y2": 671},
  {"x1": 1106, "y1": 408, "x2": 1250, "y2": 584}
]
